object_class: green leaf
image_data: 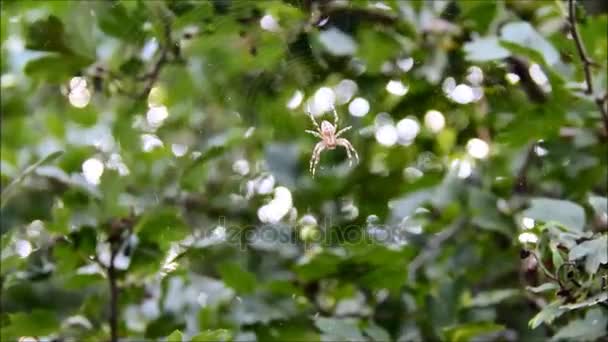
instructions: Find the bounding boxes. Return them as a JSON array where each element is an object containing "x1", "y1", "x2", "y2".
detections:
[
  {"x1": 443, "y1": 322, "x2": 505, "y2": 342},
  {"x1": 3, "y1": 310, "x2": 60, "y2": 339},
  {"x1": 1, "y1": 151, "x2": 63, "y2": 208},
  {"x1": 526, "y1": 283, "x2": 559, "y2": 293},
  {"x1": 529, "y1": 300, "x2": 566, "y2": 329},
  {"x1": 191, "y1": 329, "x2": 232, "y2": 342},
  {"x1": 500, "y1": 21, "x2": 559, "y2": 66},
  {"x1": 135, "y1": 208, "x2": 189, "y2": 250},
  {"x1": 26, "y1": 15, "x2": 71, "y2": 53},
  {"x1": 522, "y1": 198, "x2": 586, "y2": 232},
  {"x1": 551, "y1": 308, "x2": 607, "y2": 341},
  {"x1": 95, "y1": 2, "x2": 144, "y2": 41},
  {"x1": 463, "y1": 289, "x2": 519, "y2": 307},
  {"x1": 25, "y1": 54, "x2": 92, "y2": 83},
  {"x1": 463, "y1": 37, "x2": 510, "y2": 62},
  {"x1": 364, "y1": 322, "x2": 391, "y2": 342},
  {"x1": 568, "y1": 235, "x2": 608, "y2": 274},
  {"x1": 314, "y1": 317, "x2": 365, "y2": 341},
  {"x1": 218, "y1": 262, "x2": 257, "y2": 294},
  {"x1": 167, "y1": 329, "x2": 183, "y2": 342}
]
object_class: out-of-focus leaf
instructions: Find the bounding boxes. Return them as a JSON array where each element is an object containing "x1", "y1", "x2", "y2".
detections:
[
  {"x1": 218, "y1": 262, "x2": 257, "y2": 294},
  {"x1": 318, "y1": 27, "x2": 357, "y2": 56},
  {"x1": 568, "y1": 235, "x2": 608, "y2": 274},
  {"x1": 167, "y1": 329, "x2": 183, "y2": 342},
  {"x1": 529, "y1": 300, "x2": 566, "y2": 329},
  {"x1": 588, "y1": 195, "x2": 607, "y2": 216},
  {"x1": 463, "y1": 37, "x2": 510, "y2": 62},
  {"x1": 1, "y1": 151, "x2": 63, "y2": 208},
  {"x1": 560, "y1": 292, "x2": 608, "y2": 310},
  {"x1": 364, "y1": 322, "x2": 391, "y2": 342},
  {"x1": 26, "y1": 15, "x2": 70, "y2": 53},
  {"x1": 522, "y1": 198, "x2": 586, "y2": 232},
  {"x1": 500, "y1": 21, "x2": 559, "y2": 66},
  {"x1": 463, "y1": 289, "x2": 519, "y2": 308},
  {"x1": 551, "y1": 308, "x2": 607, "y2": 341},
  {"x1": 25, "y1": 54, "x2": 92, "y2": 83},
  {"x1": 134, "y1": 208, "x2": 188, "y2": 250},
  {"x1": 1, "y1": 310, "x2": 60, "y2": 340},
  {"x1": 314, "y1": 317, "x2": 365, "y2": 341},
  {"x1": 191, "y1": 329, "x2": 232, "y2": 341},
  {"x1": 526, "y1": 283, "x2": 559, "y2": 293},
  {"x1": 443, "y1": 322, "x2": 505, "y2": 342}
]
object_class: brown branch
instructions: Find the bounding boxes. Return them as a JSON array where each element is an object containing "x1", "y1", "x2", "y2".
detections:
[
  {"x1": 108, "y1": 243, "x2": 119, "y2": 342},
  {"x1": 568, "y1": 0, "x2": 608, "y2": 133},
  {"x1": 138, "y1": 16, "x2": 173, "y2": 100}
]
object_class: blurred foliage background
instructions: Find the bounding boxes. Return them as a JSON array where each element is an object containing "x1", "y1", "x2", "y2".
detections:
[{"x1": 1, "y1": 0, "x2": 607, "y2": 341}]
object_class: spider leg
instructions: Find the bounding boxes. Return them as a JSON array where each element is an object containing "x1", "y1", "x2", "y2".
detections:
[
  {"x1": 310, "y1": 141, "x2": 326, "y2": 177},
  {"x1": 335, "y1": 126, "x2": 352, "y2": 138},
  {"x1": 331, "y1": 105, "x2": 339, "y2": 127},
  {"x1": 306, "y1": 110, "x2": 321, "y2": 132},
  {"x1": 336, "y1": 138, "x2": 359, "y2": 167},
  {"x1": 305, "y1": 130, "x2": 323, "y2": 139}
]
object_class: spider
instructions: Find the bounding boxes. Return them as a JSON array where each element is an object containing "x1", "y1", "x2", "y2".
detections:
[{"x1": 305, "y1": 106, "x2": 359, "y2": 177}]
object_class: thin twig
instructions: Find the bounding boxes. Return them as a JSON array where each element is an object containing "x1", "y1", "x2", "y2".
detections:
[
  {"x1": 567, "y1": 0, "x2": 608, "y2": 132},
  {"x1": 407, "y1": 217, "x2": 467, "y2": 283},
  {"x1": 138, "y1": 19, "x2": 173, "y2": 100}
]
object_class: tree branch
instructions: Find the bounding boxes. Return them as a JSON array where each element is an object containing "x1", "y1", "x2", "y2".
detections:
[
  {"x1": 567, "y1": 0, "x2": 608, "y2": 133},
  {"x1": 138, "y1": 15, "x2": 173, "y2": 100},
  {"x1": 108, "y1": 243, "x2": 119, "y2": 342}
]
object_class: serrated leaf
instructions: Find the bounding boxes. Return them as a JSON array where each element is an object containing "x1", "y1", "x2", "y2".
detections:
[
  {"x1": 167, "y1": 329, "x2": 183, "y2": 342},
  {"x1": 568, "y1": 235, "x2": 608, "y2": 274},
  {"x1": 135, "y1": 208, "x2": 189, "y2": 250}
]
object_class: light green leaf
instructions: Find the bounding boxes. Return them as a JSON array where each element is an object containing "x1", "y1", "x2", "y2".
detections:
[
  {"x1": 568, "y1": 235, "x2": 608, "y2": 274},
  {"x1": 218, "y1": 262, "x2": 257, "y2": 294},
  {"x1": 526, "y1": 283, "x2": 559, "y2": 293},
  {"x1": 443, "y1": 322, "x2": 505, "y2": 342},
  {"x1": 1, "y1": 151, "x2": 63, "y2": 208},
  {"x1": 463, "y1": 37, "x2": 510, "y2": 62},
  {"x1": 463, "y1": 289, "x2": 520, "y2": 307},
  {"x1": 500, "y1": 21, "x2": 559, "y2": 66},
  {"x1": 191, "y1": 329, "x2": 232, "y2": 342},
  {"x1": 522, "y1": 198, "x2": 586, "y2": 232},
  {"x1": 552, "y1": 308, "x2": 607, "y2": 341},
  {"x1": 529, "y1": 300, "x2": 566, "y2": 329},
  {"x1": 167, "y1": 329, "x2": 183, "y2": 342},
  {"x1": 315, "y1": 317, "x2": 365, "y2": 341},
  {"x1": 364, "y1": 322, "x2": 391, "y2": 342}
]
